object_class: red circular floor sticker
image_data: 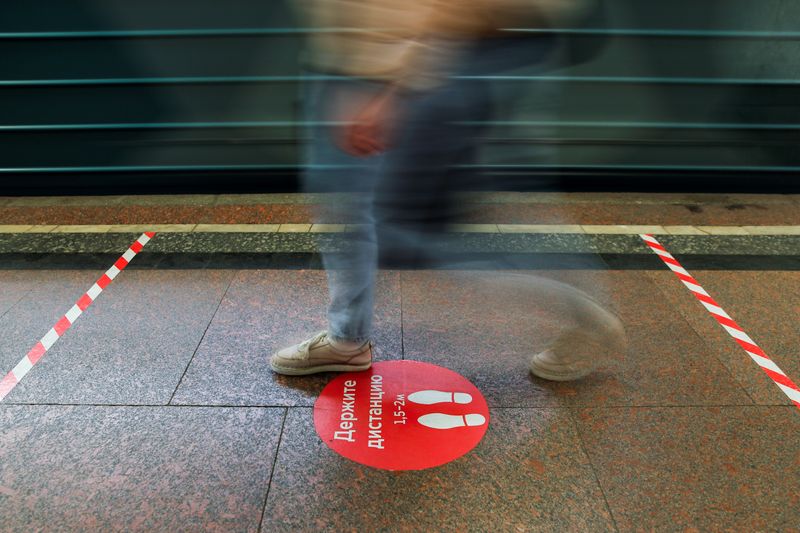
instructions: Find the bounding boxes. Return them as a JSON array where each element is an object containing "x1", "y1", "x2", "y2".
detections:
[{"x1": 314, "y1": 360, "x2": 489, "y2": 471}]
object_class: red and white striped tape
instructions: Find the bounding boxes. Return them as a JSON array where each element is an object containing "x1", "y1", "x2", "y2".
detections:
[
  {"x1": 0, "y1": 232, "x2": 155, "y2": 402},
  {"x1": 640, "y1": 233, "x2": 800, "y2": 410}
]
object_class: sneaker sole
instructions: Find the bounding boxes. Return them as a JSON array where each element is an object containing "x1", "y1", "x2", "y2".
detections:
[
  {"x1": 529, "y1": 364, "x2": 593, "y2": 382},
  {"x1": 270, "y1": 361, "x2": 372, "y2": 376},
  {"x1": 529, "y1": 353, "x2": 594, "y2": 382}
]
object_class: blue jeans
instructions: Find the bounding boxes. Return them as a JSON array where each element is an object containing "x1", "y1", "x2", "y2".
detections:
[{"x1": 303, "y1": 37, "x2": 557, "y2": 342}]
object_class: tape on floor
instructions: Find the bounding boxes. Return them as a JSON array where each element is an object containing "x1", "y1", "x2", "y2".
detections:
[
  {"x1": 0, "y1": 232, "x2": 155, "y2": 402},
  {"x1": 640, "y1": 234, "x2": 800, "y2": 410}
]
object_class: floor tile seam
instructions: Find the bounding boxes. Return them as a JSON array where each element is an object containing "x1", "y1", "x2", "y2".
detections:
[
  {"x1": 0, "y1": 283, "x2": 36, "y2": 323},
  {"x1": 257, "y1": 407, "x2": 289, "y2": 533},
  {"x1": 488, "y1": 403, "x2": 782, "y2": 409},
  {"x1": 167, "y1": 271, "x2": 238, "y2": 405},
  {"x1": 400, "y1": 273, "x2": 405, "y2": 361},
  {"x1": 564, "y1": 404, "x2": 794, "y2": 410},
  {"x1": 2, "y1": 402, "x2": 790, "y2": 409},
  {"x1": 683, "y1": 325, "x2": 761, "y2": 406},
  {"x1": 566, "y1": 408, "x2": 621, "y2": 533},
  {"x1": 643, "y1": 267, "x2": 757, "y2": 405},
  {"x1": 0, "y1": 402, "x2": 288, "y2": 409}
]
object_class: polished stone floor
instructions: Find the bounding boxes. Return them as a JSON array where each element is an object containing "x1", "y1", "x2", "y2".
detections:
[{"x1": 1, "y1": 193, "x2": 799, "y2": 532}]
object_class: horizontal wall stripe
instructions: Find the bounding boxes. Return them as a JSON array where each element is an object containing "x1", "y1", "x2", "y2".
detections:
[
  {"x1": 502, "y1": 28, "x2": 800, "y2": 40},
  {"x1": 0, "y1": 134, "x2": 791, "y2": 149},
  {"x1": 459, "y1": 121, "x2": 800, "y2": 131},
  {"x1": 2, "y1": 121, "x2": 797, "y2": 133},
  {"x1": 2, "y1": 163, "x2": 800, "y2": 174},
  {"x1": 2, "y1": 28, "x2": 800, "y2": 40},
  {"x1": 2, "y1": 75, "x2": 798, "y2": 87},
  {"x1": 0, "y1": 76, "x2": 327, "y2": 86},
  {"x1": 0, "y1": 28, "x2": 370, "y2": 39},
  {"x1": 0, "y1": 122, "x2": 312, "y2": 131},
  {"x1": 457, "y1": 76, "x2": 800, "y2": 86}
]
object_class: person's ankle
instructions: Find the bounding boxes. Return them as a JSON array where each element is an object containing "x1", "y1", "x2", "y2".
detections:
[{"x1": 329, "y1": 335, "x2": 369, "y2": 352}]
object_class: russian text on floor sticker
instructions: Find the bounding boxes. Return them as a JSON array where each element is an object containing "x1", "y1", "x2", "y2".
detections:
[{"x1": 314, "y1": 360, "x2": 490, "y2": 470}]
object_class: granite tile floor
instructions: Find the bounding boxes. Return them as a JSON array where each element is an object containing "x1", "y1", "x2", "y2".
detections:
[
  {"x1": 171, "y1": 270, "x2": 403, "y2": 407},
  {"x1": 647, "y1": 270, "x2": 800, "y2": 406},
  {"x1": 0, "y1": 261, "x2": 798, "y2": 532}
]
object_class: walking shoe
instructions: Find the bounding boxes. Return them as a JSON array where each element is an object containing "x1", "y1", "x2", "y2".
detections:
[
  {"x1": 270, "y1": 331, "x2": 373, "y2": 376},
  {"x1": 530, "y1": 298, "x2": 627, "y2": 382},
  {"x1": 530, "y1": 330, "x2": 598, "y2": 382}
]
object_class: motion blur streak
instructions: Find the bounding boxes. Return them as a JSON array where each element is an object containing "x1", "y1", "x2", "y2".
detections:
[{"x1": 296, "y1": 0, "x2": 627, "y2": 369}]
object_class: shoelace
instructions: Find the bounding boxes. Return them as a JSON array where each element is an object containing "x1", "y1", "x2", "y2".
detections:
[{"x1": 298, "y1": 331, "x2": 328, "y2": 351}]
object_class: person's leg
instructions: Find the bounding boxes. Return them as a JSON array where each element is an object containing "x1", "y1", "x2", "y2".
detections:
[
  {"x1": 380, "y1": 36, "x2": 626, "y2": 381},
  {"x1": 374, "y1": 75, "x2": 490, "y2": 267},
  {"x1": 374, "y1": 37, "x2": 558, "y2": 265},
  {"x1": 324, "y1": 223, "x2": 377, "y2": 345},
  {"x1": 270, "y1": 78, "x2": 386, "y2": 375},
  {"x1": 309, "y1": 80, "x2": 390, "y2": 344}
]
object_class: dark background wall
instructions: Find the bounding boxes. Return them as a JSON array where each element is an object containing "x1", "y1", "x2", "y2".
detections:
[{"x1": 1, "y1": 0, "x2": 798, "y2": 193}]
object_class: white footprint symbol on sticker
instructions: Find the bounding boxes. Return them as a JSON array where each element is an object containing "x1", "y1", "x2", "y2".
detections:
[
  {"x1": 417, "y1": 413, "x2": 486, "y2": 430},
  {"x1": 408, "y1": 390, "x2": 473, "y2": 405}
]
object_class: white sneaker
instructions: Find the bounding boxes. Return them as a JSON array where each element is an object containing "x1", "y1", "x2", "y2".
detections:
[
  {"x1": 529, "y1": 344, "x2": 596, "y2": 382},
  {"x1": 270, "y1": 331, "x2": 372, "y2": 376},
  {"x1": 530, "y1": 298, "x2": 626, "y2": 382}
]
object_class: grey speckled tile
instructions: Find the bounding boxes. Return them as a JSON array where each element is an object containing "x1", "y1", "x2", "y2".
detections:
[
  {"x1": 0, "y1": 234, "x2": 39, "y2": 253},
  {"x1": 0, "y1": 270, "x2": 36, "y2": 319},
  {"x1": 1, "y1": 232, "x2": 799, "y2": 256},
  {"x1": 262, "y1": 407, "x2": 615, "y2": 532},
  {"x1": 446, "y1": 233, "x2": 599, "y2": 253},
  {"x1": 0, "y1": 232, "x2": 638, "y2": 256},
  {"x1": 0, "y1": 233, "x2": 141, "y2": 254},
  {"x1": 0, "y1": 270, "x2": 105, "y2": 380},
  {"x1": 0, "y1": 405, "x2": 283, "y2": 532},
  {"x1": 575, "y1": 407, "x2": 800, "y2": 532},
  {"x1": 171, "y1": 270, "x2": 402, "y2": 406},
  {"x1": 653, "y1": 235, "x2": 800, "y2": 255},
  {"x1": 145, "y1": 233, "x2": 321, "y2": 253},
  {"x1": 4, "y1": 270, "x2": 234, "y2": 405},
  {"x1": 587, "y1": 234, "x2": 651, "y2": 254},
  {"x1": 585, "y1": 234, "x2": 800, "y2": 255}
]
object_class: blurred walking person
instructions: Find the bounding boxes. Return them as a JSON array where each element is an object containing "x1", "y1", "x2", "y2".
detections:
[{"x1": 270, "y1": 0, "x2": 626, "y2": 381}]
